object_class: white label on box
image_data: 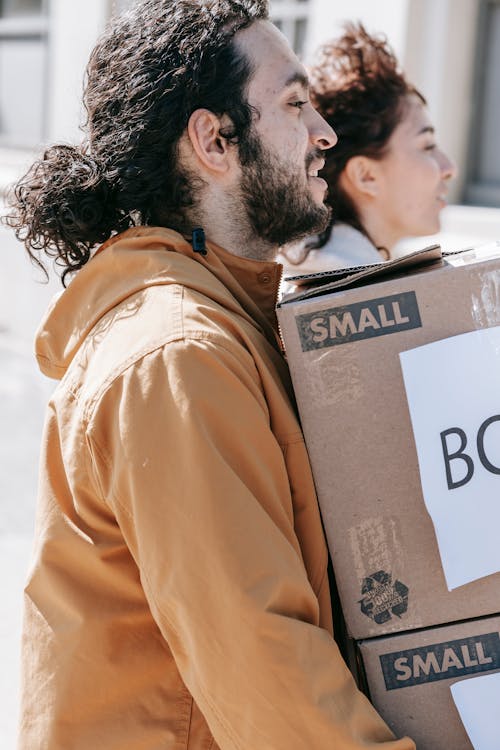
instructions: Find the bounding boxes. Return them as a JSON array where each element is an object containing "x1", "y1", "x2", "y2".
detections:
[
  {"x1": 400, "y1": 326, "x2": 500, "y2": 590},
  {"x1": 451, "y1": 672, "x2": 500, "y2": 750}
]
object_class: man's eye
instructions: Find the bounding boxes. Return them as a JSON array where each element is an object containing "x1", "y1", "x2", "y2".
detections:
[
  {"x1": 290, "y1": 100, "x2": 308, "y2": 109},
  {"x1": 425, "y1": 143, "x2": 437, "y2": 151}
]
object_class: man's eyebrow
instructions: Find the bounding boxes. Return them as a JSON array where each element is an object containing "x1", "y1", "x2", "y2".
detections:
[{"x1": 282, "y1": 71, "x2": 310, "y2": 91}]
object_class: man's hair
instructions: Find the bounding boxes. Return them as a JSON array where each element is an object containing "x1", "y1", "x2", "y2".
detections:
[
  {"x1": 6, "y1": 0, "x2": 268, "y2": 282},
  {"x1": 308, "y1": 22, "x2": 425, "y2": 250}
]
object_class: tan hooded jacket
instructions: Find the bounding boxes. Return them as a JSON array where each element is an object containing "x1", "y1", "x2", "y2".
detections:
[{"x1": 19, "y1": 227, "x2": 415, "y2": 749}]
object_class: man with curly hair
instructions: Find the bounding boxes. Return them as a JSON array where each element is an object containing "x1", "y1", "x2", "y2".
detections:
[{"x1": 9, "y1": 1, "x2": 415, "y2": 748}]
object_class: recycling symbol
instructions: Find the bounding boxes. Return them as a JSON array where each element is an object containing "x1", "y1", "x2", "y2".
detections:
[{"x1": 359, "y1": 570, "x2": 409, "y2": 624}]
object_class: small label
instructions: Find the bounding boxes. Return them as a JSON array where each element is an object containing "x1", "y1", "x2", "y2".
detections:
[
  {"x1": 359, "y1": 570, "x2": 409, "y2": 625},
  {"x1": 380, "y1": 632, "x2": 500, "y2": 691},
  {"x1": 295, "y1": 291, "x2": 421, "y2": 351}
]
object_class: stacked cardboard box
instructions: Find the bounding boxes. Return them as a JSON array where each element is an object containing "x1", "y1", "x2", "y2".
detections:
[
  {"x1": 359, "y1": 616, "x2": 500, "y2": 747},
  {"x1": 278, "y1": 244, "x2": 500, "y2": 748}
]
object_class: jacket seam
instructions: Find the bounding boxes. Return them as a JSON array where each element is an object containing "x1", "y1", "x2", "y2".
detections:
[
  {"x1": 195, "y1": 685, "x2": 242, "y2": 750},
  {"x1": 313, "y1": 555, "x2": 329, "y2": 598},
  {"x1": 178, "y1": 688, "x2": 193, "y2": 750},
  {"x1": 277, "y1": 432, "x2": 307, "y2": 449},
  {"x1": 83, "y1": 331, "x2": 261, "y2": 424},
  {"x1": 36, "y1": 353, "x2": 66, "y2": 374},
  {"x1": 85, "y1": 336, "x2": 305, "y2": 455},
  {"x1": 86, "y1": 430, "x2": 110, "y2": 502}
]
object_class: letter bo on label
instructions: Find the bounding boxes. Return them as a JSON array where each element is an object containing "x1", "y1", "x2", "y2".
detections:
[{"x1": 440, "y1": 415, "x2": 500, "y2": 490}]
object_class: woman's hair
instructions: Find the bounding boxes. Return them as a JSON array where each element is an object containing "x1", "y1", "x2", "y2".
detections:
[
  {"x1": 308, "y1": 22, "x2": 425, "y2": 250},
  {"x1": 5, "y1": 0, "x2": 268, "y2": 283}
]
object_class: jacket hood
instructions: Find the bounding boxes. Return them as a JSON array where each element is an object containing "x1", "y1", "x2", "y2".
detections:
[{"x1": 36, "y1": 227, "x2": 283, "y2": 380}]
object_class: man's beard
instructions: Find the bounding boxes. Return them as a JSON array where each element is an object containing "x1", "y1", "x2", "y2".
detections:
[{"x1": 236, "y1": 130, "x2": 331, "y2": 249}]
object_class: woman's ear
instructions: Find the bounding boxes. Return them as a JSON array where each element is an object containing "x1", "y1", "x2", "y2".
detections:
[
  {"x1": 186, "y1": 109, "x2": 233, "y2": 174},
  {"x1": 343, "y1": 155, "x2": 380, "y2": 198}
]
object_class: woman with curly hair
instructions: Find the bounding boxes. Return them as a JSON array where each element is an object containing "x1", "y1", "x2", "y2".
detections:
[{"x1": 282, "y1": 22, "x2": 456, "y2": 273}]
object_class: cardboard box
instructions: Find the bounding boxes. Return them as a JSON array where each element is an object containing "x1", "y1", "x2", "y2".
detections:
[
  {"x1": 359, "y1": 615, "x2": 500, "y2": 749},
  {"x1": 278, "y1": 245, "x2": 500, "y2": 639}
]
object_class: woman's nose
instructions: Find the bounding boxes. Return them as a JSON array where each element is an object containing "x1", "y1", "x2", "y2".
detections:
[{"x1": 440, "y1": 150, "x2": 458, "y2": 181}]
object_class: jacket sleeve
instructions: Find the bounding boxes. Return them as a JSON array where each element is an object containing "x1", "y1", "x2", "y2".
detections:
[{"x1": 87, "y1": 334, "x2": 416, "y2": 750}]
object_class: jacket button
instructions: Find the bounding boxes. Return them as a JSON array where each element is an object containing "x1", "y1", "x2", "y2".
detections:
[{"x1": 259, "y1": 272, "x2": 272, "y2": 284}]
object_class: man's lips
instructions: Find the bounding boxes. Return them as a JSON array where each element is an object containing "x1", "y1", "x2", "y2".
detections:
[{"x1": 307, "y1": 159, "x2": 325, "y2": 178}]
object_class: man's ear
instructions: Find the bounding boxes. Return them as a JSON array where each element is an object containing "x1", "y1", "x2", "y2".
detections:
[
  {"x1": 343, "y1": 155, "x2": 380, "y2": 198},
  {"x1": 186, "y1": 109, "x2": 233, "y2": 174}
]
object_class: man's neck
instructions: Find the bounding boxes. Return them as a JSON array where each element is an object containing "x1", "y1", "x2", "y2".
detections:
[{"x1": 191, "y1": 189, "x2": 279, "y2": 263}]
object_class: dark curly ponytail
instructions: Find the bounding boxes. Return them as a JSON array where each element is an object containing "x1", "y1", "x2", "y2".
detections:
[
  {"x1": 7, "y1": 145, "x2": 131, "y2": 284},
  {"x1": 4, "y1": 0, "x2": 268, "y2": 284}
]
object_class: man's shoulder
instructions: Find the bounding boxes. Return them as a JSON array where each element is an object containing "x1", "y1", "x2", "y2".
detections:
[{"x1": 62, "y1": 280, "x2": 251, "y2": 411}]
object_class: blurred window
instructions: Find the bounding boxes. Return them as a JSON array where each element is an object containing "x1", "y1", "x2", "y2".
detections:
[
  {"x1": 465, "y1": 0, "x2": 500, "y2": 207},
  {"x1": 0, "y1": 0, "x2": 48, "y2": 147},
  {"x1": 0, "y1": 0, "x2": 43, "y2": 16},
  {"x1": 271, "y1": 0, "x2": 309, "y2": 56}
]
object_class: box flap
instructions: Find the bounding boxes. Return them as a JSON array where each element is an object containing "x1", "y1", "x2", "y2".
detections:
[{"x1": 280, "y1": 244, "x2": 442, "y2": 304}]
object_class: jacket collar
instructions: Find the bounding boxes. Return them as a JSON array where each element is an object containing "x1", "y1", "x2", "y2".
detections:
[{"x1": 36, "y1": 226, "x2": 284, "y2": 379}]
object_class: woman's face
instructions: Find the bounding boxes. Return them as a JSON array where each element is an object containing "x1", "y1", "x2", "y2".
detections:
[{"x1": 375, "y1": 95, "x2": 456, "y2": 246}]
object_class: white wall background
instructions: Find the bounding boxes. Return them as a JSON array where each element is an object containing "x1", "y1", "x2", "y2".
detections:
[{"x1": 305, "y1": 0, "x2": 410, "y2": 62}]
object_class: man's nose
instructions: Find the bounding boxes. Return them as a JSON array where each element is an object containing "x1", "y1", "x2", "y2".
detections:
[{"x1": 308, "y1": 107, "x2": 337, "y2": 151}]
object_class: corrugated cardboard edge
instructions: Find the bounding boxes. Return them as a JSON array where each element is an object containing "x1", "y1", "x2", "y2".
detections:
[{"x1": 280, "y1": 244, "x2": 443, "y2": 304}]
